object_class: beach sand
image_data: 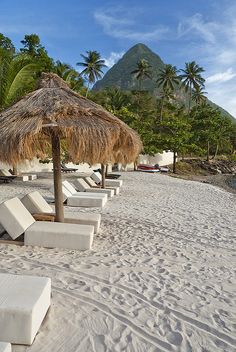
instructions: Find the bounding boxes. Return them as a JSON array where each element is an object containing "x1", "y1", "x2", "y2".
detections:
[{"x1": 0, "y1": 172, "x2": 235, "y2": 351}]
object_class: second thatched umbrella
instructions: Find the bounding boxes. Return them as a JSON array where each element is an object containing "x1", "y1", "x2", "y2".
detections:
[{"x1": 0, "y1": 73, "x2": 142, "y2": 222}]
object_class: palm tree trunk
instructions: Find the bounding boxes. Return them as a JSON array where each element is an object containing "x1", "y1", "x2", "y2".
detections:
[
  {"x1": 213, "y1": 142, "x2": 219, "y2": 159},
  {"x1": 160, "y1": 99, "x2": 164, "y2": 121},
  {"x1": 206, "y1": 140, "x2": 210, "y2": 162},
  {"x1": 139, "y1": 78, "x2": 142, "y2": 91},
  {"x1": 173, "y1": 151, "x2": 177, "y2": 173},
  {"x1": 86, "y1": 82, "x2": 90, "y2": 97},
  {"x1": 188, "y1": 86, "x2": 192, "y2": 113}
]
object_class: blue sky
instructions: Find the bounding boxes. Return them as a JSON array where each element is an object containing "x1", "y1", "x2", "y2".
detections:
[{"x1": 1, "y1": 0, "x2": 236, "y2": 117}]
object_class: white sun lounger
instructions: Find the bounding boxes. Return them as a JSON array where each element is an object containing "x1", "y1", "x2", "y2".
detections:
[
  {"x1": 0, "y1": 198, "x2": 94, "y2": 250},
  {"x1": 49, "y1": 184, "x2": 107, "y2": 208},
  {"x1": 84, "y1": 176, "x2": 120, "y2": 195},
  {"x1": 73, "y1": 178, "x2": 114, "y2": 197},
  {"x1": 0, "y1": 273, "x2": 51, "y2": 345},
  {"x1": 91, "y1": 171, "x2": 123, "y2": 187},
  {"x1": 0, "y1": 342, "x2": 11, "y2": 352},
  {"x1": 21, "y1": 191, "x2": 101, "y2": 233},
  {"x1": 63, "y1": 181, "x2": 108, "y2": 199},
  {"x1": 62, "y1": 181, "x2": 108, "y2": 207},
  {"x1": 0, "y1": 169, "x2": 36, "y2": 181}
]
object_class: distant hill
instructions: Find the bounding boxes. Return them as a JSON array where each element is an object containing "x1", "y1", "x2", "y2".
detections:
[{"x1": 93, "y1": 43, "x2": 235, "y2": 121}]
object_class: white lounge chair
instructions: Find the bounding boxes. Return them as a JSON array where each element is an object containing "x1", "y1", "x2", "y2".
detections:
[
  {"x1": 91, "y1": 171, "x2": 123, "y2": 187},
  {"x1": 74, "y1": 178, "x2": 114, "y2": 197},
  {"x1": 0, "y1": 169, "x2": 38, "y2": 181},
  {"x1": 0, "y1": 198, "x2": 94, "y2": 250},
  {"x1": 63, "y1": 181, "x2": 108, "y2": 199},
  {"x1": 0, "y1": 342, "x2": 11, "y2": 352},
  {"x1": 84, "y1": 176, "x2": 120, "y2": 195},
  {"x1": 0, "y1": 273, "x2": 51, "y2": 345},
  {"x1": 62, "y1": 181, "x2": 108, "y2": 207},
  {"x1": 50, "y1": 185, "x2": 107, "y2": 208},
  {"x1": 21, "y1": 191, "x2": 101, "y2": 233}
]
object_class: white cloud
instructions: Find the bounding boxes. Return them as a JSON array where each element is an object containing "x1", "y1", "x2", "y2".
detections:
[
  {"x1": 94, "y1": 9, "x2": 169, "y2": 41},
  {"x1": 216, "y1": 50, "x2": 236, "y2": 66},
  {"x1": 176, "y1": 9, "x2": 236, "y2": 118},
  {"x1": 207, "y1": 82, "x2": 236, "y2": 118},
  {"x1": 206, "y1": 68, "x2": 236, "y2": 84},
  {"x1": 104, "y1": 51, "x2": 124, "y2": 68},
  {"x1": 177, "y1": 13, "x2": 219, "y2": 44}
]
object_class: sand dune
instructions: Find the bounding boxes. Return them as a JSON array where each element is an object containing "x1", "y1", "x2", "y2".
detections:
[{"x1": 0, "y1": 172, "x2": 235, "y2": 351}]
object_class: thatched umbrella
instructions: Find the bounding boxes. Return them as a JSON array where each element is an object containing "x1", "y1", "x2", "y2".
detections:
[{"x1": 0, "y1": 73, "x2": 142, "y2": 222}]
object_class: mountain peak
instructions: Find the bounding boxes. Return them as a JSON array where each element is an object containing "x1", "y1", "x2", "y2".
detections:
[
  {"x1": 93, "y1": 43, "x2": 164, "y2": 92},
  {"x1": 126, "y1": 43, "x2": 151, "y2": 52}
]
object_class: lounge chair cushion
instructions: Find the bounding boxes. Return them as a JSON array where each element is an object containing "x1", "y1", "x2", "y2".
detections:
[
  {"x1": 0, "y1": 342, "x2": 11, "y2": 352},
  {"x1": 0, "y1": 170, "x2": 12, "y2": 177},
  {"x1": 0, "y1": 198, "x2": 35, "y2": 239},
  {"x1": 62, "y1": 180, "x2": 80, "y2": 195},
  {"x1": 84, "y1": 176, "x2": 120, "y2": 195},
  {"x1": 64, "y1": 212, "x2": 101, "y2": 234},
  {"x1": 73, "y1": 178, "x2": 90, "y2": 191},
  {"x1": 91, "y1": 172, "x2": 123, "y2": 187},
  {"x1": 49, "y1": 185, "x2": 70, "y2": 202},
  {"x1": 67, "y1": 195, "x2": 106, "y2": 208},
  {"x1": 104, "y1": 179, "x2": 122, "y2": 187},
  {"x1": 84, "y1": 176, "x2": 99, "y2": 187},
  {"x1": 0, "y1": 273, "x2": 51, "y2": 345},
  {"x1": 21, "y1": 191, "x2": 53, "y2": 214},
  {"x1": 21, "y1": 191, "x2": 101, "y2": 233},
  {"x1": 62, "y1": 181, "x2": 107, "y2": 200},
  {"x1": 25, "y1": 221, "x2": 94, "y2": 250},
  {"x1": 74, "y1": 179, "x2": 114, "y2": 197}
]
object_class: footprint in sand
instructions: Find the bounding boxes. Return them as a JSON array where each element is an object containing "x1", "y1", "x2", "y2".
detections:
[{"x1": 166, "y1": 331, "x2": 183, "y2": 346}]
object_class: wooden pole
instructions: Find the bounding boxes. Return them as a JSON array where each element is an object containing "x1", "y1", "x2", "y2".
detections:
[
  {"x1": 12, "y1": 164, "x2": 18, "y2": 175},
  {"x1": 105, "y1": 164, "x2": 109, "y2": 177},
  {"x1": 101, "y1": 164, "x2": 105, "y2": 189},
  {"x1": 51, "y1": 131, "x2": 64, "y2": 222}
]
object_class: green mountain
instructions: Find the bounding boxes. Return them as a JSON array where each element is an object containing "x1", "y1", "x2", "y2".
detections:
[
  {"x1": 93, "y1": 43, "x2": 164, "y2": 93},
  {"x1": 93, "y1": 43, "x2": 235, "y2": 121}
]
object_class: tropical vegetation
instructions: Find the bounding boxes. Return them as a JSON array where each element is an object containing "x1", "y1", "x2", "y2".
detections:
[
  {"x1": 0, "y1": 33, "x2": 235, "y2": 173},
  {"x1": 76, "y1": 50, "x2": 106, "y2": 97}
]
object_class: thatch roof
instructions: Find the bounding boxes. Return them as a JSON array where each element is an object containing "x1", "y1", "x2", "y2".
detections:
[{"x1": 0, "y1": 73, "x2": 142, "y2": 165}]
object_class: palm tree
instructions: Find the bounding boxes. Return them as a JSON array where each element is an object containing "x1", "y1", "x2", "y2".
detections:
[
  {"x1": 54, "y1": 61, "x2": 83, "y2": 92},
  {"x1": 192, "y1": 86, "x2": 207, "y2": 105},
  {"x1": 0, "y1": 50, "x2": 40, "y2": 174},
  {"x1": 0, "y1": 51, "x2": 39, "y2": 110},
  {"x1": 131, "y1": 59, "x2": 152, "y2": 90},
  {"x1": 158, "y1": 87, "x2": 175, "y2": 121},
  {"x1": 156, "y1": 64, "x2": 180, "y2": 92},
  {"x1": 76, "y1": 51, "x2": 107, "y2": 97},
  {"x1": 156, "y1": 64, "x2": 179, "y2": 121},
  {"x1": 180, "y1": 61, "x2": 205, "y2": 112},
  {"x1": 104, "y1": 87, "x2": 130, "y2": 111}
]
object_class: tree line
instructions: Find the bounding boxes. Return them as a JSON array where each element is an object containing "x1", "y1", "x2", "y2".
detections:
[{"x1": 0, "y1": 33, "x2": 235, "y2": 172}]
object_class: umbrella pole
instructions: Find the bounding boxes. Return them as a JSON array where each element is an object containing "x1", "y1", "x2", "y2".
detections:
[
  {"x1": 51, "y1": 132, "x2": 65, "y2": 222},
  {"x1": 101, "y1": 164, "x2": 105, "y2": 189}
]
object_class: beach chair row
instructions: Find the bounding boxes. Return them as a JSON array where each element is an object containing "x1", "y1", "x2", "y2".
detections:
[
  {"x1": 0, "y1": 173, "x2": 122, "y2": 250},
  {"x1": 0, "y1": 172, "x2": 123, "y2": 349}
]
